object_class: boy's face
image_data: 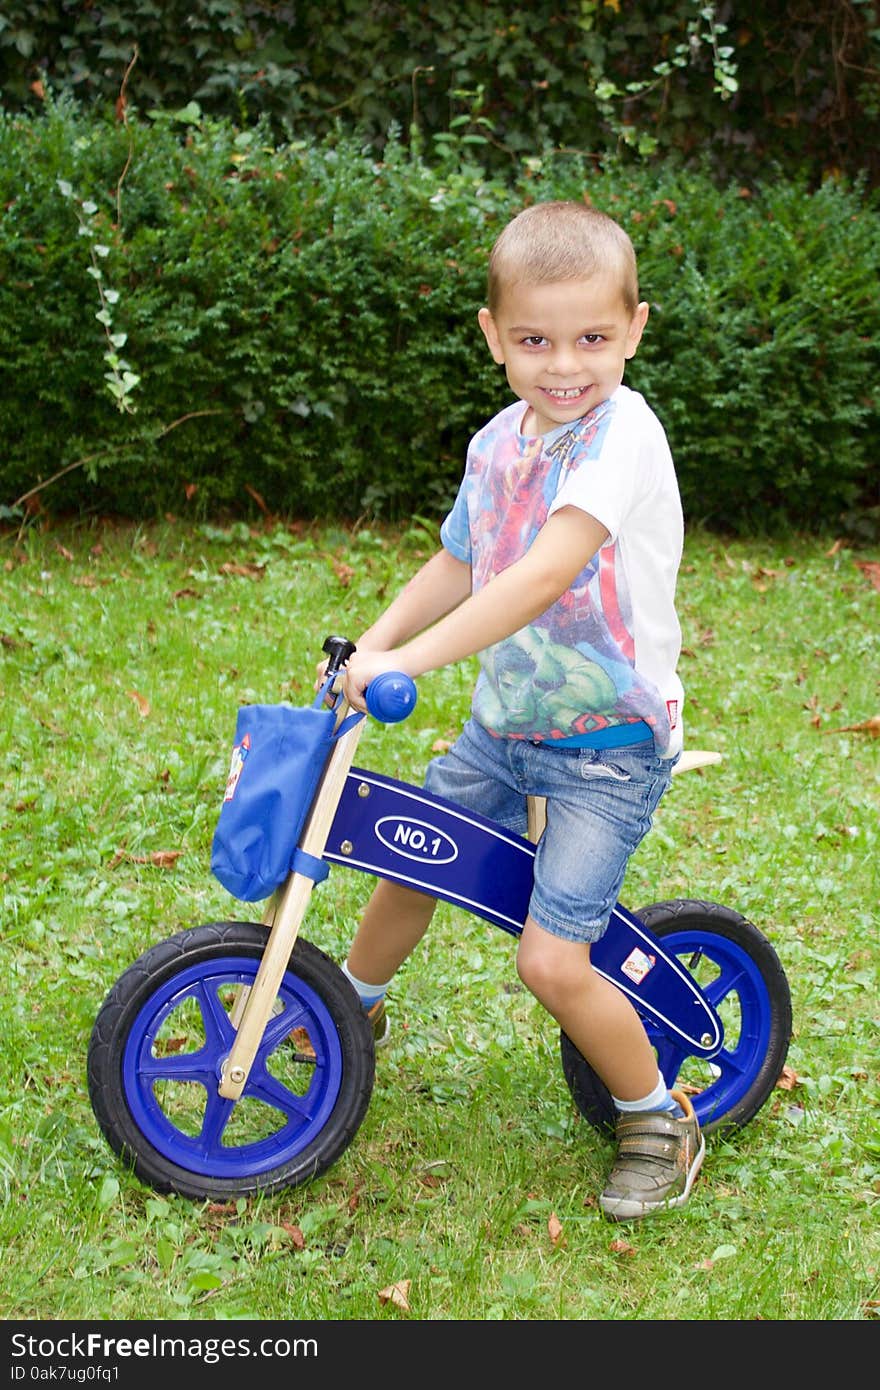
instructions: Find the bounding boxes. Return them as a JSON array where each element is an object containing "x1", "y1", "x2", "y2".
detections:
[{"x1": 478, "y1": 274, "x2": 649, "y2": 438}]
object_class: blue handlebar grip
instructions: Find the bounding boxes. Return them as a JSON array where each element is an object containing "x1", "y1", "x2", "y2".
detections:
[{"x1": 365, "y1": 671, "x2": 418, "y2": 723}]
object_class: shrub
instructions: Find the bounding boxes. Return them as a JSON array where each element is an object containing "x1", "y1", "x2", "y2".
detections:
[
  {"x1": 0, "y1": 101, "x2": 877, "y2": 532},
  {"x1": 1, "y1": 1, "x2": 878, "y2": 187}
]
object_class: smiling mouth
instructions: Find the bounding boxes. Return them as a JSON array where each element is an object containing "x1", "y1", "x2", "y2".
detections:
[{"x1": 542, "y1": 386, "x2": 589, "y2": 401}]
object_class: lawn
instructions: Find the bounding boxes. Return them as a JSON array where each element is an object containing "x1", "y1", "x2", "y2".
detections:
[{"x1": 0, "y1": 516, "x2": 877, "y2": 1323}]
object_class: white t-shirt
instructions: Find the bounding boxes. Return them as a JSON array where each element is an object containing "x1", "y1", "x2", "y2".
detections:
[{"x1": 440, "y1": 384, "x2": 685, "y2": 758}]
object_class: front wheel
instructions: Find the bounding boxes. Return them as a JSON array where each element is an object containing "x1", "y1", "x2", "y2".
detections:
[
  {"x1": 88, "y1": 922, "x2": 374, "y2": 1199},
  {"x1": 560, "y1": 900, "x2": 792, "y2": 1137}
]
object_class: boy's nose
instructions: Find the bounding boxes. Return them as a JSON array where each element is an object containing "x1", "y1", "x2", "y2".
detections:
[{"x1": 549, "y1": 345, "x2": 580, "y2": 375}]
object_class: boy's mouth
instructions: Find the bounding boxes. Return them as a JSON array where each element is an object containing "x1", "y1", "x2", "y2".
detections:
[{"x1": 542, "y1": 385, "x2": 589, "y2": 401}]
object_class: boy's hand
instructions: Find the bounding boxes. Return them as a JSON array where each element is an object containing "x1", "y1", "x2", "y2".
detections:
[{"x1": 342, "y1": 650, "x2": 406, "y2": 714}]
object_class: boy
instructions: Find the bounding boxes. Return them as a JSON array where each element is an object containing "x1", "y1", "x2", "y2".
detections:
[{"x1": 331, "y1": 199, "x2": 703, "y2": 1221}]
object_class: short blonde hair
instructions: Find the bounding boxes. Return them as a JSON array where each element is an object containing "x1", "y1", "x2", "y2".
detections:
[{"x1": 487, "y1": 200, "x2": 640, "y2": 316}]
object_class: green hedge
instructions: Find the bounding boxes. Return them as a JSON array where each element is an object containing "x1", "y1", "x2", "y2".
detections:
[
  {"x1": 2, "y1": 1, "x2": 878, "y2": 188},
  {"x1": 1, "y1": 101, "x2": 877, "y2": 533}
]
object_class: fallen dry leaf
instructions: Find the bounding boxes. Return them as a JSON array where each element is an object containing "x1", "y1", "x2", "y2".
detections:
[
  {"x1": 821, "y1": 715, "x2": 880, "y2": 737},
  {"x1": 751, "y1": 566, "x2": 783, "y2": 590},
  {"x1": 280, "y1": 1222, "x2": 305, "y2": 1250},
  {"x1": 220, "y1": 561, "x2": 266, "y2": 579},
  {"x1": 776, "y1": 1064, "x2": 799, "y2": 1091},
  {"x1": 548, "y1": 1213, "x2": 565, "y2": 1247},
  {"x1": 855, "y1": 560, "x2": 880, "y2": 591},
  {"x1": 145, "y1": 850, "x2": 182, "y2": 868},
  {"x1": 378, "y1": 1279, "x2": 411, "y2": 1312},
  {"x1": 245, "y1": 483, "x2": 272, "y2": 516},
  {"x1": 332, "y1": 559, "x2": 355, "y2": 586},
  {"x1": 126, "y1": 689, "x2": 150, "y2": 718},
  {"x1": 609, "y1": 1238, "x2": 637, "y2": 1257},
  {"x1": 108, "y1": 849, "x2": 182, "y2": 870},
  {"x1": 288, "y1": 1026, "x2": 316, "y2": 1059}
]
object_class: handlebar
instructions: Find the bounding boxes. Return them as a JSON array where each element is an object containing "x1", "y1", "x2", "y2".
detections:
[
  {"x1": 364, "y1": 671, "x2": 418, "y2": 724},
  {"x1": 321, "y1": 636, "x2": 417, "y2": 723}
]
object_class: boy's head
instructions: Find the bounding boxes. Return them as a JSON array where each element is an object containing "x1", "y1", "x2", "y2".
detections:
[
  {"x1": 478, "y1": 200, "x2": 650, "y2": 438},
  {"x1": 485, "y1": 200, "x2": 640, "y2": 318}
]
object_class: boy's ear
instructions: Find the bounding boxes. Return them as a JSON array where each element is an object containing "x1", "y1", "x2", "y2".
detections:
[
  {"x1": 624, "y1": 301, "x2": 650, "y2": 360},
  {"x1": 478, "y1": 307, "x2": 505, "y2": 364}
]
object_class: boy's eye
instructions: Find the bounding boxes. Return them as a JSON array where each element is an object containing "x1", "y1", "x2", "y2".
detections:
[{"x1": 519, "y1": 333, "x2": 605, "y2": 348}]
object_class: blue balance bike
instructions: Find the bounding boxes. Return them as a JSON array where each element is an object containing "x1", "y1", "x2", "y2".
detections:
[{"x1": 88, "y1": 637, "x2": 792, "y2": 1199}]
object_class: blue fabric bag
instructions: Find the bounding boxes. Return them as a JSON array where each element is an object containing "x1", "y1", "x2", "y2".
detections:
[{"x1": 210, "y1": 696, "x2": 337, "y2": 902}]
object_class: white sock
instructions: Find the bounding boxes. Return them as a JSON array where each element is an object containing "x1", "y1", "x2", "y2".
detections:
[
  {"x1": 612, "y1": 1071, "x2": 683, "y2": 1117},
  {"x1": 341, "y1": 960, "x2": 393, "y2": 1009}
]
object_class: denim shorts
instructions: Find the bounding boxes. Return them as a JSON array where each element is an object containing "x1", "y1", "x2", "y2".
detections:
[{"x1": 423, "y1": 718, "x2": 676, "y2": 944}]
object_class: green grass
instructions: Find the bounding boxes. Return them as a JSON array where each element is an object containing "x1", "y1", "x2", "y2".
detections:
[{"x1": 0, "y1": 516, "x2": 877, "y2": 1322}]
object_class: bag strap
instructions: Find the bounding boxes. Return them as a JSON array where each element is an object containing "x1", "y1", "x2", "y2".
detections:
[
  {"x1": 314, "y1": 674, "x2": 365, "y2": 742},
  {"x1": 291, "y1": 848, "x2": 330, "y2": 883}
]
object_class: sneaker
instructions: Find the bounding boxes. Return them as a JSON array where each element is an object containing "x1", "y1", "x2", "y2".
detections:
[
  {"x1": 599, "y1": 1089, "x2": 705, "y2": 1221},
  {"x1": 366, "y1": 997, "x2": 391, "y2": 1048}
]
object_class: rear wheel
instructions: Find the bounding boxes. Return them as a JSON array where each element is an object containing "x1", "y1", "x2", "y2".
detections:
[
  {"x1": 560, "y1": 899, "x2": 792, "y2": 1136},
  {"x1": 88, "y1": 921, "x2": 374, "y2": 1199}
]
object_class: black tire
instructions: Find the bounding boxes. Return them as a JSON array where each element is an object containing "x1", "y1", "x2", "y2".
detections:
[
  {"x1": 88, "y1": 921, "x2": 374, "y2": 1199},
  {"x1": 560, "y1": 899, "x2": 792, "y2": 1137}
]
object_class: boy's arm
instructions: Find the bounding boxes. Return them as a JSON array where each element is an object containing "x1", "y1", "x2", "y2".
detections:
[{"x1": 343, "y1": 506, "x2": 608, "y2": 709}]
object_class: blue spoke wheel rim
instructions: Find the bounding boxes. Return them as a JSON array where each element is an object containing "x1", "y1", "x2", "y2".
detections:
[
  {"x1": 122, "y1": 955, "x2": 344, "y2": 1179},
  {"x1": 644, "y1": 925, "x2": 776, "y2": 1129}
]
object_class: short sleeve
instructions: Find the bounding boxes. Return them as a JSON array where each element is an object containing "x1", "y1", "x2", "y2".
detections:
[
  {"x1": 548, "y1": 391, "x2": 669, "y2": 541},
  {"x1": 439, "y1": 478, "x2": 472, "y2": 564}
]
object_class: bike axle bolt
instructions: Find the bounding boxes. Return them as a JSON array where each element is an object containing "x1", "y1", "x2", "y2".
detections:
[{"x1": 229, "y1": 1066, "x2": 246, "y2": 1084}]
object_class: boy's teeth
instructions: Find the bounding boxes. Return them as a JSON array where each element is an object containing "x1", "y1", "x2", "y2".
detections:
[{"x1": 547, "y1": 387, "x2": 583, "y2": 399}]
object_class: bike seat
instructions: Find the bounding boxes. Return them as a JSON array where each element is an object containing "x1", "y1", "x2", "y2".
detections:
[
  {"x1": 525, "y1": 750, "x2": 722, "y2": 841},
  {"x1": 672, "y1": 750, "x2": 723, "y2": 775}
]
